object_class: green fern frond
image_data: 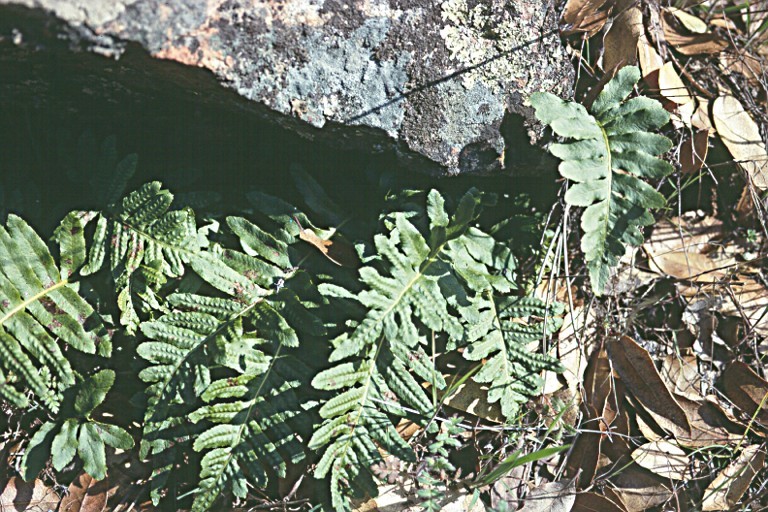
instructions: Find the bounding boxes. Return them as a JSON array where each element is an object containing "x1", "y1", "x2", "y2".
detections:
[
  {"x1": 462, "y1": 295, "x2": 563, "y2": 419},
  {"x1": 0, "y1": 214, "x2": 111, "y2": 411},
  {"x1": 57, "y1": 182, "x2": 206, "y2": 332},
  {"x1": 530, "y1": 65, "x2": 673, "y2": 293},
  {"x1": 21, "y1": 369, "x2": 134, "y2": 481},
  {"x1": 138, "y1": 215, "x2": 321, "y2": 511},
  {"x1": 310, "y1": 188, "x2": 515, "y2": 511}
]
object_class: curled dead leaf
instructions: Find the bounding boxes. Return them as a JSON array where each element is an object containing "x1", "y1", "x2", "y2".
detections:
[
  {"x1": 0, "y1": 477, "x2": 60, "y2": 511},
  {"x1": 665, "y1": 7, "x2": 707, "y2": 34},
  {"x1": 602, "y1": 4, "x2": 643, "y2": 72},
  {"x1": 59, "y1": 472, "x2": 110, "y2": 512},
  {"x1": 573, "y1": 492, "x2": 627, "y2": 512},
  {"x1": 294, "y1": 216, "x2": 359, "y2": 268},
  {"x1": 561, "y1": 0, "x2": 611, "y2": 37},
  {"x1": 610, "y1": 465, "x2": 673, "y2": 512},
  {"x1": 674, "y1": 394, "x2": 746, "y2": 448}
]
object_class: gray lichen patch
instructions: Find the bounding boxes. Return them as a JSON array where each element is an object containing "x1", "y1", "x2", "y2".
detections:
[
  {"x1": 439, "y1": 0, "x2": 571, "y2": 97},
  {"x1": 0, "y1": 0, "x2": 574, "y2": 176}
]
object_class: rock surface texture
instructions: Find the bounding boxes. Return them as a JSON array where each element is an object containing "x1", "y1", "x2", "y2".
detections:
[{"x1": 0, "y1": 0, "x2": 574, "y2": 175}]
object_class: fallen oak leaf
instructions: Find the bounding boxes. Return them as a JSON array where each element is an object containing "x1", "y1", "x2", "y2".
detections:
[
  {"x1": 518, "y1": 478, "x2": 576, "y2": 512},
  {"x1": 680, "y1": 129, "x2": 710, "y2": 175},
  {"x1": 606, "y1": 336, "x2": 691, "y2": 436},
  {"x1": 674, "y1": 394, "x2": 746, "y2": 448},
  {"x1": 630, "y1": 440, "x2": 690, "y2": 480},
  {"x1": 702, "y1": 445, "x2": 765, "y2": 511},
  {"x1": 712, "y1": 95, "x2": 768, "y2": 190},
  {"x1": 661, "y1": 10, "x2": 728, "y2": 55},
  {"x1": 572, "y1": 492, "x2": 628, "y2": 512},
  {"x1": 59, "y1": 472, "x2": 110, "y2": 512},
  {"x1": 665, "y1": 7, "x2": 707, "y2": 34},
  {"x1": 561, "y1": 0, "x2": 611, "y2": 37},
  {"x1": 722, "y1": 361, "x2": 768, "y2": 426},
  {"x1": 602, "y1": 3, "x2": 643, "y2": 72},
  {"x1": 0, "y1": 477, "x2": 60, "y2": 511}
]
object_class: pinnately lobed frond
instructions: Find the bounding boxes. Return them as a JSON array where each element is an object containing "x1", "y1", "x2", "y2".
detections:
[
  {"x1": 309, "y1": 188, "x2": 524, "y2": 511},
  {"x1": 461, "y1": 295, "x2": 563, "y2": 419},
  {"x1": 530, "y1": 65, "x2": 673, "y2": 294},
  {"x1": 137, "y1": 214, "x2": 323, "y2": 511},
  {"x1": 0, "y1": 215, "x2": 130, "y2": 483},
  {"x1": 57, "y1": 182, "x2": 203, "y2": 332},
  {"x1": 0, "y1": 214, "x2": 111, "y2": 411}
]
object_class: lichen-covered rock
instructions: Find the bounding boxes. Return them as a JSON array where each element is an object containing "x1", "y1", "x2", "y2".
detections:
[{"x1": 0, "y1": 0, "x2": 573, "y2": 175}]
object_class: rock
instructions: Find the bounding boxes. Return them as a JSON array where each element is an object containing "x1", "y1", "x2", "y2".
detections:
[{"x1": 0, "y1": 0, "x2": 573, "y2": 176}]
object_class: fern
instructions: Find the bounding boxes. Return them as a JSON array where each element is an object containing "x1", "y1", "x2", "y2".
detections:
[
  {"x1": 309, "y1": 189, "x2": 523, "y2": 510},
  {"x1": 460, "y1": 295, "x2": 563, "y2": 419},
  {"x1": 0, "y1": 214, "x2": 111, "y2": 410},
  {"x1": 530, "y1": 65, "x2": 673, "y2": 293},
  {"x1": 138, "y1": 214, "x2": 323, "y2": 511},
  {"x1": 20, "y1": 369, "x2": 133, "y2": 481},
  {"x1": 59, "y1": 182, "x2": 204, "y2": 332}
]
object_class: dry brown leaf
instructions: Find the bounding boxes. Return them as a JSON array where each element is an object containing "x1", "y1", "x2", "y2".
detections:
[
  {"x1": 607, "y1": 336, "x2": 691, "y2": 436},
  {"x1": 658, "y1": 62, "x2": 695, "y2": 126},
  {"x1": 644, "y1": 217, "x2": 732, "y2": 282},
  {"x1": 602, "y1": 4, "x2": 643, "y2": 72},
  {"x1": 721, "y1": 53, "x2": 764, "y2": 86},
  {"x1": 702, "y1": 445, "x2": 765, "y2": 510},
  {"x1": 661, "y1": 10, "x2": 729, "y2": 55},
  {"x1": 438, "y1": 378, "x2": 502, "y2": 423},
  {"x1": 692, "y1": 96, "x2": 714, "y2": 131},
  {"x1": 719, "y1": 277, "x2": 768, "y2": 336},
  {"x1": 637, "y1": 35, "x2": 664, "y2": 91},
  {"x1": 572, "y1": 492, "x2": 627, "y2": 512},
  {"x1": 518, "y1": 479, "x2": 576, "y2": 512},
  {"x1": 296, "y1": 224, "x2": 359, "y2": 268},
  {"x1": 710, "y1": 16, "x2": 739, "y2": 31},
  {"x1": 722, "y1": 361, "x2": 768, "y2": 425},
  {"x1": 680, "y1": 129, "x2": 710, "y2": 174},
  {"x1": 712, "y1": 95, "x2": 768, "y2": 190},
  {"x1": 636, "y1": 411, "x2": 665, "y2": 442},
  {"x1": 630, "y1": 440, "x2": 690, "y2": 480},
  {"x1": 666, "y1": 7, "x2": 708, "y2": 33},
  {"x1": 561, "y1": 0, "x2": 611, "y2": 37},
  {"x1": 0, "y1": 477, "x2": 60, "y2": 511},
  {"x1": 543, "y1": 306, "x2": 592, "y2": 396},
  {"x1": 610, "y1": 465, "x2": 673, "y2": 512},
  {"x1": 59, "y1": 472, "x2": 109, "y2": 512},
  {"x1": 661, "y1": 353, "x2": 701, "y2": 400},
  {"x1": 675, "y1": 394, "x2": 746, "y2": 448}
]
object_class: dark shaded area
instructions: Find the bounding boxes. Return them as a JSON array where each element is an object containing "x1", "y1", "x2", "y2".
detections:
[{"x1": 0, "y1": 4, "x2": 559, "y2": 238}]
